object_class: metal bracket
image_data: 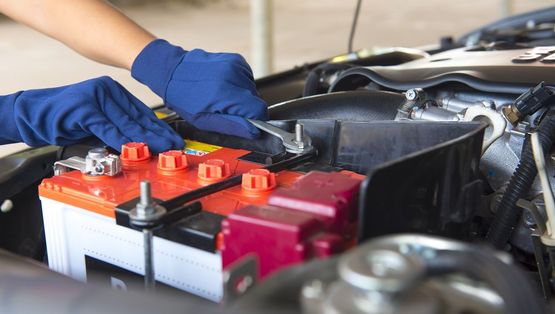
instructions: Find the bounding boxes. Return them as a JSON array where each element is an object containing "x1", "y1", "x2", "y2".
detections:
[
  {"x1": 463, "y1": 105, "x2": 507, "y2": 155},
  {"x1": 517, "y1": 199, "x2": 547, "y2": 235},
  {"x1": 531, "y1": 131, "x2": 555, "y2": 246},
  {"x1": 223, "y1": 254, "x2": 258, "y2": 302},
  {"x1": 53, "y1": 148, "x2": 121, "y2": 177},
  {"x1": 54, "y1": 157, "x2": 86, "y2": 176}
]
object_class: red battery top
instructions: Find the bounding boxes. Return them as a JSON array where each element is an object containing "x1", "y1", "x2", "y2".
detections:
[{"x1": 39, "y1": 141, "x2": 302, "y2": 218}]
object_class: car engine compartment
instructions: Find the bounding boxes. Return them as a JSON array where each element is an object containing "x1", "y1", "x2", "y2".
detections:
[{"x1": 4, "y1": 6, "x2": 555, "y2": 314}]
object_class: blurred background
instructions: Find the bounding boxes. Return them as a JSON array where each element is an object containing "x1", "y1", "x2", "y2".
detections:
[
  {"x1": 0, "y1": 0, "x2": 553, "y2": 154},
  {"x1": 1, "y1": 0, "x2": 553, "y2": 103}
]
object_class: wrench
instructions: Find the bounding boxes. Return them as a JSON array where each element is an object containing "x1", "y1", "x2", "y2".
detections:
[{"x1": 248, "y1": 119, "x2": 314, "y2": 154}]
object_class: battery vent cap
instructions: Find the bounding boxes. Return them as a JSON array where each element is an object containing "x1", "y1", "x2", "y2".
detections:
[
  {"x1": 158, "y1": 150, "x2": 188, "y2": 172},
  {"x1": 242, "y1": 169, "x2": 276, "y2": 193},
  {"x1": 121, "y1": 142, "x2": 151, "y2": 162},
  {"x1": 198, "y1": 159, "x2": 231, "y2": 182}
]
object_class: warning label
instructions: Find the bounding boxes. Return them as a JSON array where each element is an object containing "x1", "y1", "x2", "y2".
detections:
[{"x1": 183, "y1": 140, "x2": 222, "y2": 156}]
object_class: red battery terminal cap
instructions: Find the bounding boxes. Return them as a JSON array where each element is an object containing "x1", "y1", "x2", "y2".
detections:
[
  {"x1": 198, "y1": 159, "x2": 231, "y2": 182},
  {"x1": 158, "y1": 150, "x2": 188, "y2": 172},
  {"x1": 121, "y1": 142, "x2": 151, "y2": 162},
  {"x1": 242, "y1": 169, "x2": 277, "y2": 193}
]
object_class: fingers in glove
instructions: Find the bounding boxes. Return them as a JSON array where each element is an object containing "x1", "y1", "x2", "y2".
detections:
[
  {"x1": 166, "y1": 82, "x2": 268, "y2": 120},
  {"x1": 84, "y1": 112, "x2": 133, "y2": 151},
  {"x1": 184, "y1": 50, "x2": 255, "y2": 79},
  {"x1": 97, "y1": 79, "x2": 184, "y2": 152},
  {"x1": 96, "y1": 96, "x2": 179, "y2": 153},
  {"x1": 106, "y1": 79, "x2": 184, "y2": 138},
  {"x1": 115, "y1": 84, "x2": 184, "y2": 149},
  {"x1": 182, "y1": 112, "x2": 261, "y2": 139}
]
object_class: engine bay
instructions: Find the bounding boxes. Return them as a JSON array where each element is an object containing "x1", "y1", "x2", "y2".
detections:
[{"x1": 5, "y1": 6, "x2": 555, "y2": 314}]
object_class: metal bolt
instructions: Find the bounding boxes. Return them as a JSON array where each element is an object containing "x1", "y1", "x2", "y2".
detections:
[
  {"x1": 295, "y1": 123, "x2": 304, "y2": 143},
  {"x1": 143, "y1": 228, "x2": 155, "y2": 292},
  {"x1": 405, "y1": 88, "x2": 423, "y2": 101},
  {"x1": 128, "y1": 180, "x2": 168, "y2": 293},
  {"x1": 94, "y1": 163, "x2": 104, "y2": 173},
  {"x1": 1, "y1": 199, "x2": 13, "y2": 213},
  {"x1": 129, "y1": 180, "x2": 166, "y2": 224},
  {"x1": 136, "y1": 180, "x2": 156, "y2": 291},
  {"x1": 87, "y1": 147, "x2": 108, "y2": 159},
  {"x1": 133, "y1": 180, "x2": 165, "y2": 221},
  {"x1": 139, "y1": 181, "x2": 152, "y2": 211}
]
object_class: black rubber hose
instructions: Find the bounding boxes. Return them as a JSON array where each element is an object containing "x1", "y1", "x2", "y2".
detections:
[
  {"x1": 427, "y1": 249, "x2": 545, "y2": 314},
  {"x1": 486, "y1": 110, "x2": 555, "y2": 249},
  {"x1": 302, "y1": 63, "x2": 354, "y2": 97}
]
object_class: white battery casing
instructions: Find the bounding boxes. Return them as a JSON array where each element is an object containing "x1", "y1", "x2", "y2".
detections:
[{"x1": 40, "y1": 197, "x2": 223, "y2": 302}]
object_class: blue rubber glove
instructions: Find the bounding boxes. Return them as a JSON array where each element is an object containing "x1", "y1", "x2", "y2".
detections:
[
  {"x1": 131, "y1": 39, "x2": 268, "y2": 139},
  {"x1": 0, "y1": 76, "x2": 184, "y2": 153}
]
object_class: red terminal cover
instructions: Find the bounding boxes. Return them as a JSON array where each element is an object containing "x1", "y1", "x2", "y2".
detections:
[
  {"x1": 222, "y1": 205, "x2": 324, "y2": 278},
  {"x1": 222, "y1": 171, "x2": 364, "y2": 279},
  {"x1": 267, "y1": 171, "x2": 362, "y2": 233}
]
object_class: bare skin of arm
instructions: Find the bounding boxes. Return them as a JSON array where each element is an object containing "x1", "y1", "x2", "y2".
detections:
[{"x1": 0, "y1": 0, "x2": 155, "y2": 70}]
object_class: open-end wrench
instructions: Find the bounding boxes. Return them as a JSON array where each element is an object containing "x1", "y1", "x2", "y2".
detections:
[{"x1": 247, "y1": 119, "x2": 314, "y2": 154}]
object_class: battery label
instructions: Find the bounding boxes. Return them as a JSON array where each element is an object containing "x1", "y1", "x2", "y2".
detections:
[
  {"x1": 154, "y1": 111, "x2": 169, "y2": 119},
  {"x1": 184, "y1": 140, "x2": 222, "y2": 156}
]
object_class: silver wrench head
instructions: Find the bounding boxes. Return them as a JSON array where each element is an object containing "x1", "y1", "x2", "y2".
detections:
[{"x1": 248, "y1": 119, "x2": 314, "y2": 154}]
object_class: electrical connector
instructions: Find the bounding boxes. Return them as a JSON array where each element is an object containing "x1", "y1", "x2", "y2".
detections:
[{"x1": 503, "y1": 82, "x2": 555, "y2": 124}]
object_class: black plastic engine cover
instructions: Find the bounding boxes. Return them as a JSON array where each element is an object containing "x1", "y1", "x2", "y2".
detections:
[{"x1": 332, "y1": 46, "x2": 555, "y2": 95}]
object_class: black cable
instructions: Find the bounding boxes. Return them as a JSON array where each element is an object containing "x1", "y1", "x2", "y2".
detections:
[
  {"x1": 159, "y1": 150, "x2": 317, "y2": 210},
  {"x1": 348, "y1": 0, "x2": 363, "y2": 54},
  {"x1": 486, "y1": 110, "x2": 555, "y2": 248}
]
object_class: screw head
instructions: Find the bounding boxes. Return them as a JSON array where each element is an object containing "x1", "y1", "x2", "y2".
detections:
[{"x1": 405, "y1": 89, "x2": 421, "y2": 101}]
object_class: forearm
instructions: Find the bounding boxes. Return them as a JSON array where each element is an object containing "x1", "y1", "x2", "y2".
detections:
[
  {"x1": 0, "y1": 0, "x2": 155, "y2": 69},
  {"x1": 0, "y1": 92, "x2": 23, "y2": 145}
]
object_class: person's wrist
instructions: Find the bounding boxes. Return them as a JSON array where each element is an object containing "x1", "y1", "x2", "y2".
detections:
[
  {"x1": 1, "y1": 93, "x2": 25, "y2": 144},
  {"x1": 131, "y1": 39, "x2": 186, "y2": 99}
]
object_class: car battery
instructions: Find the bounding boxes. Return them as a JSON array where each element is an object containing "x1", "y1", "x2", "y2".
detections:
[{"x1": 39, "y1": 140, "x2": 363, "y2": 302}]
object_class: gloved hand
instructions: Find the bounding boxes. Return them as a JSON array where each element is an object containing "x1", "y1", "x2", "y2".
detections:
[
  {"x1": 0, "y1": 76, "x2": 184, "y2": 153},
  {"x1": 131, "y1": 39, "x2": 268, "y2": 139}
]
